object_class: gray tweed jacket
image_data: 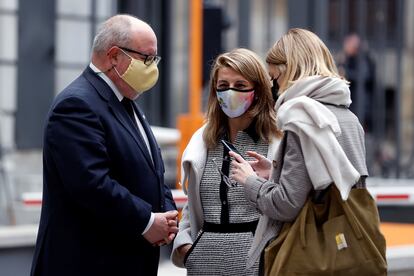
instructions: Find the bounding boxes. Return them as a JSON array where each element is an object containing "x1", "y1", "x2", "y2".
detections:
[{"x1": 244, "y1": 104, "x2": 368, "y2": 268}]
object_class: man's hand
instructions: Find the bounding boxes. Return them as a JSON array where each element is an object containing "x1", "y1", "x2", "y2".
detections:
[{"x1": 143, "y1": 210, "x2": 178, "y2": 246}]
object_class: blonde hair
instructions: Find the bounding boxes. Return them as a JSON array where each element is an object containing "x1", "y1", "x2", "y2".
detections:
[
  {"x1": 204, "y1": 48, "x2": 280, "y2": 149},
  {"x1": 266, "y1": 28, "x2": 343, "y2": 92}
]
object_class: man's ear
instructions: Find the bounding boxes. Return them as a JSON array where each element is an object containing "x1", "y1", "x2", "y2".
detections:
[{"x1": 107, "y1": 46, "x2": 120, "y2": 65}]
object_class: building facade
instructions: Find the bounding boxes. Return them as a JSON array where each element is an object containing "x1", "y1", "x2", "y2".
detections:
[{"x1": 0, "y1": 0, "x2": 414, "y2": 215}]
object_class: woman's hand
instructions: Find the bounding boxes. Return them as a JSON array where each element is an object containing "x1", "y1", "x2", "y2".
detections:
[
  {"x1": 229, "y1": 151, "x2": 257, "y2": 185},
  {"x1": 245, "y1": 151, "x2": 272, "y2": 180}
]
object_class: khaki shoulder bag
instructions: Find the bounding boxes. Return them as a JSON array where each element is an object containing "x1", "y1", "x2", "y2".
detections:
[{"x1": 264, "y1": 185, "x2": 387, "y2": 276}]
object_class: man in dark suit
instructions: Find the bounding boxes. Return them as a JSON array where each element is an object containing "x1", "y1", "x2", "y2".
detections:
[{"x1": 31, "y1": 14, "x2": 178, "y2": 276}]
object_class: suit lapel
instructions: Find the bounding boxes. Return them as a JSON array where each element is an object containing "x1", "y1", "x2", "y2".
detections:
[
  {"x1": 82, "y1": 67, "x2": 156, "y2": 172},
  {"x1": 131, "y1": 103, "x2": 161, "y2": 173},
  {"x1": 132, "y1": 104, "x2": 164, "y2": 203},
  {"x1": 108, "y1": 97, "x2": 156, "y2": 172}
]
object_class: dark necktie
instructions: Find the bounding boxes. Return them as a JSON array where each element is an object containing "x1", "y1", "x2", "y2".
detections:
[
  {"x1": 121, "y1": 97, "x2": 153, "y2": 162},
  {"x1": 121, "y1": 98, "x2": 138, "y2": 129}
]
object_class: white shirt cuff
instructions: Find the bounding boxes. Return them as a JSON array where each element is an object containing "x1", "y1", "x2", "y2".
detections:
[{"x1": 142, "y1": 212, "x2": 155, "y2": 235}]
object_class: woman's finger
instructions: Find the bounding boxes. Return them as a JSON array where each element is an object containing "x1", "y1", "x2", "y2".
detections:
[
  {"x1": 245, "y1": 151, "x2": 263, "y2": 160},
  {"x1": 231, "y1": 160, "x2": 237, "y2": 168},
  {"x1": 229, "y1": 151, "x2": 244, "y2": 163}
]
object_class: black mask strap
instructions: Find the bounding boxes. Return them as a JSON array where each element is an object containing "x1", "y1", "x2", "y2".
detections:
[{"x1": 271, "y1": 76, "x2": 280, "y2": 103}]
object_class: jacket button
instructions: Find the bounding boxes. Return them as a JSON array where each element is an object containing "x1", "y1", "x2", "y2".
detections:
[{"x1": 272, "y1": 160, "x2": 278, "y2": 168}]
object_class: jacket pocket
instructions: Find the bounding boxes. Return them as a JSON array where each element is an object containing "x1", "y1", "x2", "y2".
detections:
[{"x1": 183, "y1": 230, "x2": 204, "y2": 266}]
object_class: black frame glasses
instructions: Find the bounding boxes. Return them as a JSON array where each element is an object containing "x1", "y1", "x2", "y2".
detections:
[
  {"x1": 211, "y1": 157, "x2": 237, "y2": 188},
  {"x1": 118, "y1": 46, "x2": 161, "y2": 66}
]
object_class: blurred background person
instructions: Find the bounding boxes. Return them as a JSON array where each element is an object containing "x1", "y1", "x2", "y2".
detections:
[
  {"x1": 171, "y1": 48, "x2": 281, "y2": 275},
  {"x1": 337, "y1": 33, "x2": 376, "y2": 133}
]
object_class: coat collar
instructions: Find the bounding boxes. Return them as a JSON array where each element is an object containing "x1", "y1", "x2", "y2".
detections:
[{"x1": 82, "y1": 66, "x2": 159, "y2": 173}]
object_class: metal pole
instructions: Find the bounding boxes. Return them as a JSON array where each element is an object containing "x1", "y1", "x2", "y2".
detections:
[
  {"x1": 395, "y1": 0, "x2": 404, "y2": 177},
  {"x1": 314, "y1": 0, "x2": 328, "y2": 41},
  {"x1": 189, "y1": 0, "x2": 202, "y2": 116},
  {"x1": 0, "y1": 110, "x2": 16, "y2": 225},
  {"x1": 265, "y1": 0, "x2": 273, "y2": 48},
  {"x1": 90, "y1": 0, "x2": 97, "y2": 47},
  {"x1": 238, "y1": 0, "x2": 250, "y2": 48},
  {"x1": 339, "y1": 0, "x2": 348, "y2": 39},
  {"x1": 371, "y1": 0, "x2": 385, "y2": 145},
  {"x1": 176, "y1": 0, "x2": 204, "y2": 188},
  {"x1": 355, "y1": 0, "x2": 366, "y2": 126},
  {"x1": 378, "y1": 0, "x2": 387, "y2": 142}
]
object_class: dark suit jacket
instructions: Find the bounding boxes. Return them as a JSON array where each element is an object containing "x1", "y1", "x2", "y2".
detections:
[{"x1": 31, "y1": 67, "x2": 176, "y2": 276}]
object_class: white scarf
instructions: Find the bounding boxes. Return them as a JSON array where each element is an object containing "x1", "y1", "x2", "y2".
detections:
[{"x1": 276, "y1": 76, "x2": 360, "y2": 200}]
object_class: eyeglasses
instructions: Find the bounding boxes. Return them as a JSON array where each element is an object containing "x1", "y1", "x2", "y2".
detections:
[
  {"x1": 211, "y1": 157, "x2": 237, "y2": 188},
  {"x1": 118, "y1": 46, "x2": 161, "y2": 65}
]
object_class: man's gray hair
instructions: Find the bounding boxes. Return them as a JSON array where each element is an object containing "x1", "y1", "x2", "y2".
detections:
[{"x1": 92, "y1": 15, "x2": 133, "y2": 53}]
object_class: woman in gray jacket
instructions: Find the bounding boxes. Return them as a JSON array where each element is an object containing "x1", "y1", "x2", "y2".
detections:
[{"x1": 230, "y1": 28, "x2": 368, "y2": 270}]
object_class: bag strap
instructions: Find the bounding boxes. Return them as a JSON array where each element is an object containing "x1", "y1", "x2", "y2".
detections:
[
  {"x1": 341, "y1": 199, "x2": 363, "y2": 239},
  {"x1": 299, "y1": 200, "x2": 310, "y2": 248},
  {"x1": 332, "y1": 186, "x2": 363, "y2": 239}
]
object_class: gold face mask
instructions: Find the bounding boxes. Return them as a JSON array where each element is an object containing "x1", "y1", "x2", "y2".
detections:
[{"x1": 115, "y1": 49, "x2": 159, "y2": 95}]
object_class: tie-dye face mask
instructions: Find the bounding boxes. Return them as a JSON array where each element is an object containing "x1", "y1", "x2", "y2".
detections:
[{"x1": 216, "y1": 88, "x2": 255, "y2": 118}]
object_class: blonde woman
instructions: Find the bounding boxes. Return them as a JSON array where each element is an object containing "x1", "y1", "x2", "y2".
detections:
[
  {"x1": 171, "y1": 48, "x2": 281, "y2": 275},
  {"x1": 230, "y1": 28, "x2": 369, "y2": 269}
]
